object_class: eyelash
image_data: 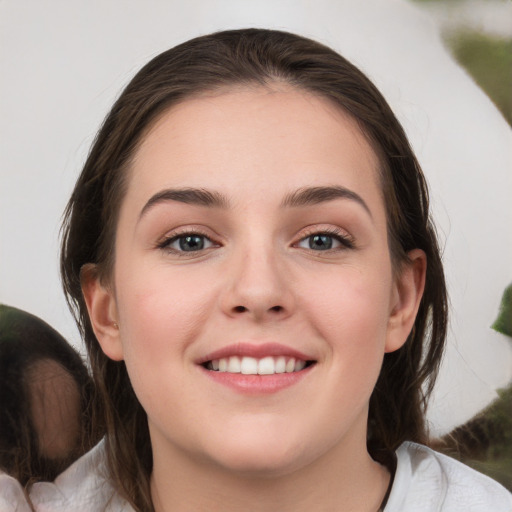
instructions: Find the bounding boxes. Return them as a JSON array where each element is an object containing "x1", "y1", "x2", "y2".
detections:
[
  {"x1": 156, "y1": 229, "x2": 218, "y2": 256},
  {"x1": 295, "y1": 227, "x2": 355, "y2": 252},
  {"x1": 156, "y1": 226, "x2": 355, "y2": 255}
]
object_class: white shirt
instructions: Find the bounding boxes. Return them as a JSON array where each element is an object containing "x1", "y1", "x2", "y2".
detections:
[
  {"x1": 386, "y1": 442, "x2": 512, "y2": 511},
  {"x1": 0, "y1": 441, "x2": 133, "y2": 512},
  {"x1": 1, "y1": 441, "x2": 510, "y2": 511}
]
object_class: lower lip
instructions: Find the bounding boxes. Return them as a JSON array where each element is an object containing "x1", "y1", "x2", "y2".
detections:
[{"x1": 199, "y1": 365, "x2": 314, "y2": 394}]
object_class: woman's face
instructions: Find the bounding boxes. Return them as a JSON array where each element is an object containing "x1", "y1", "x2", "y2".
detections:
[{"x1": 86, "y1": 86, "x2": 424, "y2": 476}]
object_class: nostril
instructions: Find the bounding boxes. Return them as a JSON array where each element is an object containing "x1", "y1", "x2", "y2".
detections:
[{"x1": 230, "y1": 305, "x2": 284, "y2": 315}]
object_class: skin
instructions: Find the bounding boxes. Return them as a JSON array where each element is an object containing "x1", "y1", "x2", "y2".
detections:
[{"x1": 84, "y1": 86, "x2": 426, "y2": 511}]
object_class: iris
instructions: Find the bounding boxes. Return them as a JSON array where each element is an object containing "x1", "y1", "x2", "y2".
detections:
[
  {"x1": 308, "y1": 234, "x2": 333, "y2": 250},
  {"x1": 179, "y1": 235, "x2": 205, "y2": 251}
]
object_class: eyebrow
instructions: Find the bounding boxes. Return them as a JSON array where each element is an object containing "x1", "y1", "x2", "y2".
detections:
[
  {"x1": 281, "y1": 186, "x2": 372, "y2": 218},
  {"x1": 138, "y1": 185, "x2": 372, "y2": 220},
  {"x1": 139, "y1": 188, "x2": 230, "y2": 219}
]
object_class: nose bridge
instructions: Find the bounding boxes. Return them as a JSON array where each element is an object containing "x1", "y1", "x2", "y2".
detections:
[{"x1": 222, "y1": 231, "x2": 292, "y2": 319}]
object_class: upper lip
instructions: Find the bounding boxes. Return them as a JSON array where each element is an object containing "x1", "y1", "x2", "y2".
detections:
[{"x1": 196, "y1": 342, "x2": 315, "y2": 365}]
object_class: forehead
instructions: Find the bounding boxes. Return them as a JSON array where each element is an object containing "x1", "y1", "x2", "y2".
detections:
[{"x1": 124, "y1": 86, "x2": 384, "y2": 216}]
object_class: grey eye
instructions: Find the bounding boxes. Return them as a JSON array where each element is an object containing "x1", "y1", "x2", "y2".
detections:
[
  {"x1": 297, "y1": 232, "x2": 351, "y2": 251},
  {"x1": 305, "y1": 234, "x2": 334, "y2": 250},
  {"x1": 170, "y1": 234, "x2": 213, "y2": 252}
]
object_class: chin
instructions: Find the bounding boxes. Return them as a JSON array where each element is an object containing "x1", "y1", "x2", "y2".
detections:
[
  {"x1": 213, "y1": 450, "x2": 305, "y2": 477},
  {"x1": 202, "y1": 429, "x2": 312, "y2": 477}
]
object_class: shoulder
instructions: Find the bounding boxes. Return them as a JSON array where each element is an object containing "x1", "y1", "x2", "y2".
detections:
[
  {"x1": 385, "y1": 441, "x2": 512, "y2": 512},
  {"x1": 28, "y1": 439, "x2": 135, "y2": 512},
  {"x1": 0, "y1": 471, "x2": 32, "y2": 512}
]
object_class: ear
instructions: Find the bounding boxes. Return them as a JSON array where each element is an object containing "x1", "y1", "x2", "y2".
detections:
[
  {"x1": 81, "y1": 264, "x2": 124, "y2": 361},
  {"x1": 385, "y1": 249, "x2": 426, "y2": 353}
]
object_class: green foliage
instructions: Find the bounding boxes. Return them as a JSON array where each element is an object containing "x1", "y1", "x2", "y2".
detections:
[
  {"x1": 467, "y1": 457, "x2": 512, "y2": 492},
  {"x1": 408, "y1": 0, "x2": 512, "y2": 490},
  {"x1": 464, "y1": 386, "x2": 512, "y2": 490},
  {"x1": 486, "y1": 387, "x2": 512, "y2": 454},
  {"x1": 0, "y1": 303, "x2": 30, "y2": 333},
  {"x1": 493, "y1": 283, "x2": 512, "y2": 337},
  {"x1": 435, "y1": 386, "x2": 512, "y2": 491},
  {"x1": 447, "y1": 31, "x2": 512, "y2": 126}
]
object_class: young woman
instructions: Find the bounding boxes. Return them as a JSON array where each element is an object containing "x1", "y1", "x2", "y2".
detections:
[{"x1": 3, "y1": 28, "x2": 510, "y2": 511}]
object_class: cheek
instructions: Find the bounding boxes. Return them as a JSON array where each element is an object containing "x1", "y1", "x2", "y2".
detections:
[
  {"x1": 114, "y1": 262, "x2": 217, "y2": 366},
  {"x1": 112, "y1": 266, "x2": 218, "y2": 424},
  {"x1": 299, "y1": 265, "x2": 393, "y2": 384},
  {"x1": 303, "y1": 264, "x2": 392, "y2": 338}
]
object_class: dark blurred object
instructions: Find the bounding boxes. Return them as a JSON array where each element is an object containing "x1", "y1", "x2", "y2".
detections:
[
  {"x1": 493, "y1": 283, "x2": 512, "y2": 337},
  {"x1": 411, "y1": 0, "x2": 512, "y2": 490},
  {"x1": 0, "y1": 304, "x2": 101, "y2": 485},
  {"x1": 432, "y1": 386, "x2": 512, "y2": 491},
  {"x1": 432, "y1": 284, "x2": 512, "y2": 491}
]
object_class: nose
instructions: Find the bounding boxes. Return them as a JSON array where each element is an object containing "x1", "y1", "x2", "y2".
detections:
[{"x1": 220, "y1": 245, "x2": 294, "y2": 322}]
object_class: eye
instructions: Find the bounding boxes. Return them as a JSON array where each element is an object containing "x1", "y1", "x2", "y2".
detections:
[
  {"x1": 297, "y1": 230, "x2": 354, "y2": 251},
  {"x1": 160, "y1": 233, "x2": 216, "y2": 253}
]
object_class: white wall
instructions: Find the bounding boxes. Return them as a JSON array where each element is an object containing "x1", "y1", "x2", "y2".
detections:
[{"x1": 1, "y1": 0, "x2": 511, "y2": 435}]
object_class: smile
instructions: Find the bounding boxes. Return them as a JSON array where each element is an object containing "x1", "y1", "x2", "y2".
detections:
[
  {"x1": 198, "y1": 343, "x2": 317, "y2": 393},
  {"x1": 204, "y1": 356, "x2": 313, "y2": 375}
]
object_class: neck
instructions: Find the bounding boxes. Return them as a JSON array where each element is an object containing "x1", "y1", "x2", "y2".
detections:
[{"x1": 150, "y1": 425, "x2": 390, "y2": 512}]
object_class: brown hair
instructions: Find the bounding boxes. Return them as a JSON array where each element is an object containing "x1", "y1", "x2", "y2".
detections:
[{"x1": 60, "y1": 28, "x2": 447, "y2": 511}]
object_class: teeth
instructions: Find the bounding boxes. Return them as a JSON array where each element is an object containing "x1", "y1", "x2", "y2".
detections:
[
  {"x1": 275, "y1": 356, "x2": 286, "y2": 374},
  {"x1": 241, "y1": 356, "x2": 258, "y2": 375},
  {"x1": 227, "y1": 356, "x2": 241, "y2": 373},
  {"x1": 285, "y1": 358, "x2": 295, "y2": 373},
  {"x1": 258, "y1": 356, "x2": 275, "y2": 375},
  {"x1": 208, "y1": 355, "x2": 310, "y2": 375},
  {"x1": 294, "y1": 360, "x2": 306, "y2": 372}
]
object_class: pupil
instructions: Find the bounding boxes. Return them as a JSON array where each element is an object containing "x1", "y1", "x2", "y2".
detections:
[
  {"x1": 310, "y1": 235, "x2": 332, "y2": 250},
  {"x1": 179, "y1": 235, "x2": 204, "y2": 251}
]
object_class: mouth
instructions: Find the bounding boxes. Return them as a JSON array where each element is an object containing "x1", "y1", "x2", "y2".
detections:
[
  {"x1": 200, "y1": 355, "x2": 316, "y2": 394},
  {"x1": 197, "y1": 343, "x2": 317, "y2": 393},
  {"x1": 202, "y1": 356, "x2": 316, "y2": 375}
]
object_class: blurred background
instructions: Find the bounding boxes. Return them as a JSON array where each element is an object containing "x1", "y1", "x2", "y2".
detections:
[
  {"x1": 413, "y1": 0, "x2": 511, "y2": 124},
  {"x1": 411, "y1": 0, "x2": 512, "y2": 490}
]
